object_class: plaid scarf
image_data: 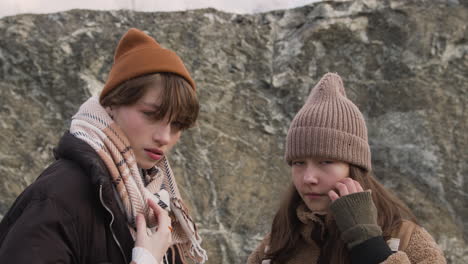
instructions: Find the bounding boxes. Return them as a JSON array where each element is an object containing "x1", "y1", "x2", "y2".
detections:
[{"x1": 70, "y1": 96, "x2": 207, "y2": 263}]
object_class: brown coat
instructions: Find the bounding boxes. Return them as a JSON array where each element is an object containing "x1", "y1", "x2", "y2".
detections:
[{"x1": 247, "y1": 207, "x2": 445, "y2": 264}]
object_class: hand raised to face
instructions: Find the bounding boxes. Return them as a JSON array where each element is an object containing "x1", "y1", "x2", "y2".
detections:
[{"x1": 328, "y1": 178, "x2": 364, "y2": 202}]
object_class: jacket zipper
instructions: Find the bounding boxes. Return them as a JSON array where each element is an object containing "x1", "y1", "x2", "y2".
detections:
[{"x1": 99, "y1": 184, "x2": 128, "y2": 264}]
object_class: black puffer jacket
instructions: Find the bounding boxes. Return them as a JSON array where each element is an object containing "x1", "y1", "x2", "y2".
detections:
[{"x1": 0, "y1": 132, "x2": 181, "y2": 264}]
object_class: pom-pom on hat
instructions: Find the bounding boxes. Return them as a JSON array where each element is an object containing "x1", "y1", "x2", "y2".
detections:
[
  {"x1": 285, "y1": 73, "x2": 371, "y2": 171},
  {"x1": 100, "y1": 28, "x2": 195, "y2": 101}
]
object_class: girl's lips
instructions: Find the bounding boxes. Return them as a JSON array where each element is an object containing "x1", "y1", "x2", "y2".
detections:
[
  {"x1": 144, "y1": 149, "x2": 163, "y2": 161},
  {"x1": 304, "y1": 193, "x2": 326, "y2": 199}
]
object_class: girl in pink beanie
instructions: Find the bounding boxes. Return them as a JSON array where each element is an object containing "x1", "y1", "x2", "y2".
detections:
[{"x1": 248, "y1": 73, "x2": 446, "y2": 264}]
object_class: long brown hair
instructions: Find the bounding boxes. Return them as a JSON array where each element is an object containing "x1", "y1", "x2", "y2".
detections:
[
  {"x1": 100, "y1": 72, "x2": 199, "y2": 130},
  {"x1": 266, "y1": 165, "x2": 417, "y2": 264}
]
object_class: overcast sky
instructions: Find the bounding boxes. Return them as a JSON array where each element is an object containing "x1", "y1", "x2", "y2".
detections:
[{"x1": 1, "y1": 0, "x2": 320, "y2": 18}]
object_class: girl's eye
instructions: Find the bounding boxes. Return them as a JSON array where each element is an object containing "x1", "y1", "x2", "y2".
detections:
[
  {"x1": 291, "y1": 161, "x2": 305, "y2": 166},
  {"x1": 171, "y1": 121, "x2": 185, "y2": 130},
  {"x1": 319, "y1": 160, "x2": 334, "y2": 165},
  {"x1": 142, "y1": 111, "x2": 155, "y2": 117},
  {"x1": 142, "y1": 111, "x2": 161, "y2": 120}
]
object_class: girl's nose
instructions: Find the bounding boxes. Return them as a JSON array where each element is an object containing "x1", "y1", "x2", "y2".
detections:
[
  {"x1": 152, "y1": 122, "x2": 171, "y2": 146},
  {"x1": 303, "y1": 165, "x2": 319, "y2": 184}
]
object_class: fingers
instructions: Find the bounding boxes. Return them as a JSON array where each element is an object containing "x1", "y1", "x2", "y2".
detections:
[
  {"x1": 328, "y1": 190, "x2": 340, "y2": 201},
  {"x1": 147, "y1": 198, "x2": 163, "y2": 216},
  {"x1": 134, "y1": 214, "x2": 146, "y2": 247},
  {"x1": 136, "y1": 213, "x2": 146, "y2": 234},
  {"x1": 133, "y1": 200, "x2": 173, "y2": 263},
  {"x1": 331, "y1": 178, "x2": 365, "y2": 200},
  {"x1": 341, "y1": 178, "x2": 357, "y2": 193},
  {"x1": 355, "y1": 181, "x2": 364, "y2": 192},
  {"x1": 335, "y1": 182, "x2": 349, "y2": 196},
  {"x1": 147, "y1": 199, "x2": 173, "y2": 249},
  {"x1": 147, "y1": 199, "x2": 171, "y2": 228}
]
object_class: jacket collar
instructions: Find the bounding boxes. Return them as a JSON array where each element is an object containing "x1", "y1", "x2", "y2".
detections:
[
  {"x1": 54, "y1": 131, "x2": 133, "y2": 261},
  {"x1": 296, "y1": 202, "x2": 328, "y2": 245},
  {"x1": 54, "y1": 131, "x2": 113, "y2": 187}
]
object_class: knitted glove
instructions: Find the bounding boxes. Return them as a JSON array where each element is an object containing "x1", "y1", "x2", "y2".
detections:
[{"x1": 330, "y1": 191, "x2": 382, "y2": 249}]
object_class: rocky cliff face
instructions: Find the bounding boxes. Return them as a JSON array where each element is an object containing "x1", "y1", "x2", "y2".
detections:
[{"x1": 0, "y1": 0, "x2": 467, "y2": 263}]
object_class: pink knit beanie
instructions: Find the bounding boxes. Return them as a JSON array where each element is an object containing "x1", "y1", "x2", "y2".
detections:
[{"x1": 285, "y1": 73, "x2": 371, "y2": 171}]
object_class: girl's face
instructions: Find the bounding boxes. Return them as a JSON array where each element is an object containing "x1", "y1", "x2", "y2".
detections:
[
  {"x1": 291, "y1": 157, "x2": 350, "y2": 212},
  {"x1": 111, "y1": 81, "x2": 182, "y2": 169}
]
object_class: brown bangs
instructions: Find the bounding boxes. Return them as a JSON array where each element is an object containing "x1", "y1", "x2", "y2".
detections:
[
  {"x1": 157, "y1": 73, "x2": 199, "y2": 130},
  {"x1": 100, "y1": 72, "x2": 199, "y2": 130}
]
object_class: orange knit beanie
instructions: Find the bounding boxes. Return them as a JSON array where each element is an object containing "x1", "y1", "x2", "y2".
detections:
[
  {"x1": 285, "y1": 73, "x2": 371, "y2": 171},
  {"x1": 100, "y1": 28, "x2": 195, "y2": 101}
]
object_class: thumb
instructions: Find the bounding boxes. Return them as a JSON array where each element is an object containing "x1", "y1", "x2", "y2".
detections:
[
  {"x1": 134, "y1": 214, "x2": 147, "y2": 247},
  {"x1": 328, "y1": 190, "x2": 340, "y2": 202}
]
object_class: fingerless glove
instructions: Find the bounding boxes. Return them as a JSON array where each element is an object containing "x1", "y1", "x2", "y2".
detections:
[{"x1": 330, "y1": 191, "x2": 382, "y2": 249}]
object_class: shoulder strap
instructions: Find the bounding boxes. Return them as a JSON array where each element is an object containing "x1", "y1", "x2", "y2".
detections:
[{"x1": 391, "y1": 220, "x2": 417, "y2": 251}]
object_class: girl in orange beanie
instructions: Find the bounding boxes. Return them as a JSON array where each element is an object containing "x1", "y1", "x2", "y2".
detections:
[
  {"x1": 247, "y1": 73, "x2": 446, "y2": 264},
  {"x1": 0, "y1": 28, "x2": 207, "y2": 264}
]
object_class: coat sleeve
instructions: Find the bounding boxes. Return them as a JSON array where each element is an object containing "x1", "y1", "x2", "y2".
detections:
[
  {"x1": 0, "y1": 197, "x2": 78, "y2": 263},
  {"x1": 247, "y1": 234, "x2": 270, "y2": 264},
  {"x1": 381, "y1": 225, "x2": 446, "y2": 264}
]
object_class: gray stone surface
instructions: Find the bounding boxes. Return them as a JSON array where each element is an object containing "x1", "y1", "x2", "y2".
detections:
[{"x1": 0, "y1": 0, "x2": 467, "y2": 263}]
